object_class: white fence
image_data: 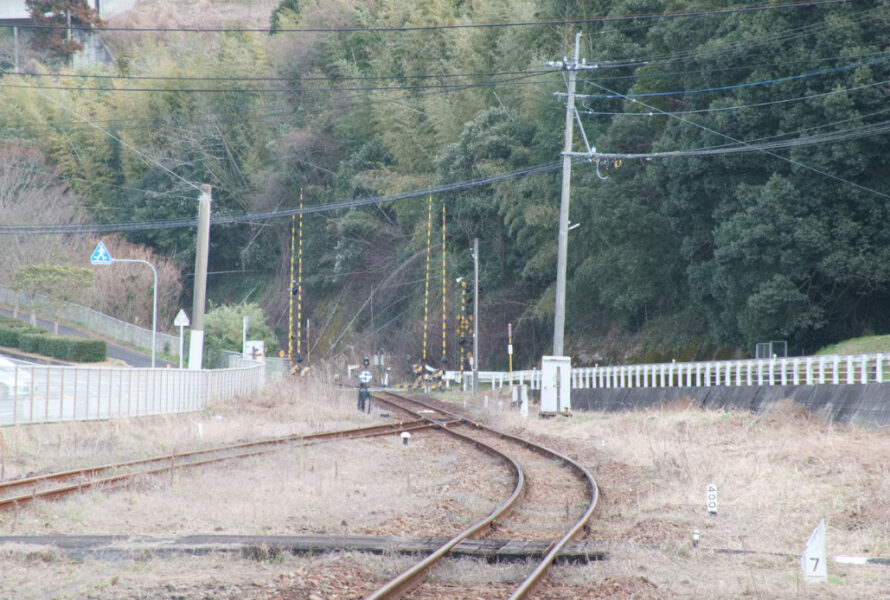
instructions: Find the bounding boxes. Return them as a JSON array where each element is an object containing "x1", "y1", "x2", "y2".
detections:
[
  {"x1": 1, "y1": 360, "x2": 264, "y2": 426},
  {"x1": 450, "y1": 353, "x2": 890, "y2": 391}
]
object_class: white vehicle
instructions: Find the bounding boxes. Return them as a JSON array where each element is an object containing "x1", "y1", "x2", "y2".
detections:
[{"x1": 0, "y1": 356, "x2": 31, "y2": 401}]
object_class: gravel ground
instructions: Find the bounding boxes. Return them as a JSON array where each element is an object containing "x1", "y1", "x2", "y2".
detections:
[{"x1": 2, "y1": 381, "x2": 890, "y2": 599}]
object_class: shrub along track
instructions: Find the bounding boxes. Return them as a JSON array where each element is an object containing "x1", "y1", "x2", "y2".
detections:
[{"x1": 365, "y1": 391, "x2": 599, "y2": 600}]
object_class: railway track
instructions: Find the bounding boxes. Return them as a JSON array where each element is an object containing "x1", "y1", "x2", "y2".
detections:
[
  {"x1": 0, "y1": 419, "x2": 434, "y2": 511},
  {"x1": 368, "y1": 391, "x2": 599, "y2": 600}
]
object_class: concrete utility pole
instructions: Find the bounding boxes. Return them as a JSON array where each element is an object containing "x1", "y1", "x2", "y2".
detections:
[
  {"x1": 189, "y1": 185, "x2": 211, "y2": 370},
  {"x1": 548, "y1": 32, "x2": 595, "y2": 357}
]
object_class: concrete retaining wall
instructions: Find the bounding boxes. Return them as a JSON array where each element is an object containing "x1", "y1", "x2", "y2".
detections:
[{"x1": 571, "y1": 384, "x2": 890, "y2": 427}]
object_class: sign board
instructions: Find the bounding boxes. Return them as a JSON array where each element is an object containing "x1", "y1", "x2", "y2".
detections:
[
  {"x1": 802, "y1": 519, "x2": 827, "y2": 583},
  {"x1": 244, "y1": 340, "x2": 265, "y2": 362},
  {"x1": 173, "y1": 309, "x2": 190, "y2": 328},
  {"x1": 706, "y1": 484, "x2": 718, "y2": 515},
  {"x1": 358, "y1": 369, "x2": 373, "y2": 383},
  {"x1": 90, "y1": 241, "x2": 112, "y2": 265}
]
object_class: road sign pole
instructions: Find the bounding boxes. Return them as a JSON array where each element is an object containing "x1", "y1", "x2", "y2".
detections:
[
  {"x1": 114, "y1": 258, "x2": 158, "y2": 368},
  {"x1": 91, "y1": 241, "x2": 159, "y2": 368},
  {"x1": 174, "y1": 310, "x2": 190, "y2": 369}
]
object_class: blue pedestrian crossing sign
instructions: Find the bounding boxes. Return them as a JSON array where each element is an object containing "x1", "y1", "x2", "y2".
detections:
[{"x1": 90, "y1": 241, "x2": 113, "y2": 265}]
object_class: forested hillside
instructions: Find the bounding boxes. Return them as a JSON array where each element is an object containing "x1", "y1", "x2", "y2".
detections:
[{"x1": 0, "y1": 0, "x2": 888, "y2": 369}]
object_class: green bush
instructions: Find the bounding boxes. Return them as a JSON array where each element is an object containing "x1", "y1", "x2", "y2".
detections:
[
  {"x1": 36, "y1": 336, "x2": 106, "y2": 362},
  {"x1": 7, "y1": 329, "x2": 106, "y2": 362},
  {"x1": 0, "y1": 316, "x2": 43, "y2": 347},
  {"x1": 70, "y1": 339, "x2": 107, "y2": 362},
  {"x1": 18, "y1": 332, "x2": 47, "y2": 353}
]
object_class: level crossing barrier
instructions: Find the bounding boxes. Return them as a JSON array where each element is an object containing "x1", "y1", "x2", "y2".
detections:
[{"x1": 445, "y1": 353, "x2": 890, "y2": 392}]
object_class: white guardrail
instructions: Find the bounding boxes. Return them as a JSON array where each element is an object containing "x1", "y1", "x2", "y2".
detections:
[
  {"x1": 447, "y1": 353, "x2": 890, "y2": 391},
  {"x1": 0, "y1": 358, "x2": 265, "y2": 426}
]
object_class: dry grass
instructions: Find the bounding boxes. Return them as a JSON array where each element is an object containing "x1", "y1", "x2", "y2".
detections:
[{"x1": 3, "y1": 381, "x2": 890, "y2": 599}]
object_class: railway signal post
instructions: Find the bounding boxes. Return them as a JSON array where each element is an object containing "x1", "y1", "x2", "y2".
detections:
[{"x1": 358, "y1": 357, "x2": 372, "y2": 413}]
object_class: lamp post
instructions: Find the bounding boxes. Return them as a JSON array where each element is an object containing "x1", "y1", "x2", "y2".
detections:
[{"x1": 90, "y1": 241, "x2": 158, "y2": 368}]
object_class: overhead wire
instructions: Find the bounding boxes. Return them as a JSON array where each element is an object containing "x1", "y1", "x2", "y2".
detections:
[
  {"x1": 0, "y1": 0, "x2": 876, "y2": 233},
  {"x1": 0, "y1": 70, "x2": 553, "y2": 94},
  {"x1": 6, "y1": 68, "x2": 551, "y2": 83},
  {"x1": 579, "y1": 78, "x2": 890, "y2": 116},
  {"x1": 0, "y1": 66, "x2": 204, "y2": 193},
  {"x1": 582, "y1": 80, "x2": 890, "y2": 200},
  {"x1": 0, "y1": 1, "x2": 847, "y2": 34},
  {"x1": 0, "y1": 160, "x2": 568, "y2": 236},
  {"x1": 573, "y1": 53, "x2": 890, "y2": 99},
  {"x1": 568, "y1": 4, "x2": 879, "y2": 73}
]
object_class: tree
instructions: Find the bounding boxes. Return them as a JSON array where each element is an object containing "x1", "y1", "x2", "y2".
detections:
[
  {"x1": 26, "y1": 0, "x2": 101, "y2": 63},
  {"x1": 13, "y1": 264, "x2": 94, "y2": 333},
  {"x1": 203, "y1": 303, "x2": 279, "y2": 367}
]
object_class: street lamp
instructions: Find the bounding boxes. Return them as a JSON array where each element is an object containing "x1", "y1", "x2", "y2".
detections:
[{"x1": 90, "y1": 241, "x2": 158, "y2": 368}]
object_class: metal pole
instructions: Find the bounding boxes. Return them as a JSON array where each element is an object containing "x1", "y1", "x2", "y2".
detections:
[
  {"x1": 552, "y1": 32, "x2": 582, "y2": 357},
  {"x1": 112, "y1": 259, "x2": 158, "y2": 368},
  {"x1": 508, "y1": 322, "x2": 514, "y2": 396},
  {"x1": 472, "y1": 237, "x2": 479, "y2": 394},
  {"x1": 189, "y1": 185, "x2": 211, "y2": 370}
]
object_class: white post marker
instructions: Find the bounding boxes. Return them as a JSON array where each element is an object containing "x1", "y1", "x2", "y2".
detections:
[
  {"x1": 802, "y1": 519, "x2": 827, "y2": 583},
  {"x1": 706, "y1": 483, "x2": 718, "y2": 515},
  {"x1": 174, "y1": 310, "x2": 190, "y2": 369}
]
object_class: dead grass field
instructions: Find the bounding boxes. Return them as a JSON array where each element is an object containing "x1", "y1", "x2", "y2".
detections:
[{"x1": 2, "y1": 378, "x2": 890, "y2": 599}]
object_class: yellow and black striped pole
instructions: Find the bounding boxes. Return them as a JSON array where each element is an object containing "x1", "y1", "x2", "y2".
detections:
[
  {"x1": 288, "y1": 213, "x2": 295, "y2": 365},
  {"x1": 441, "y1": 203, "x2": 447, "y2": 368},
  {"x1": 422, "y1": 196, "x2": 432, "y2": 365},
  {"x1": 297, "y1": 190, "x2": 304, "y2": 362}
]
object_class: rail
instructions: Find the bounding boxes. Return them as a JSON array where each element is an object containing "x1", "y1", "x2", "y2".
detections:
[
  {"x1": 445, "y1": 352, "x2": 890, "y2": 391},
  {"x1": 369, "y1": 392, "x2": 598, "y2": 599}
]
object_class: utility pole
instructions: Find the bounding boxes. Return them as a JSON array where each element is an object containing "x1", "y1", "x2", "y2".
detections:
[
  {"x1": 548, "y1": 32, "x2": 595, "y2": 357},
  {"x1": 189, "y1": 185, "x2": 211, "y2": 370},
  {"x1": 472, "y1": 237, "x2": 479, "y2": 394}
]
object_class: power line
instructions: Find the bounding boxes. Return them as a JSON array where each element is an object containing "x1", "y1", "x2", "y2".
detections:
[
  {"x1": 572, "y1": 54, "x2": 890, "y2": 99},
  {"x1": 575, "y1": 49, "x2": 890, "y2": 84},
  {"x1": 590, "y1": 118, "x2": 890, "y2": 160},
  {"x1": 585, "y1": 4, "x2": 877, "y2": 70},
  {"x1": 0, "y1": 160, "x2": 567, "y2": 236},
  {"x1": 0, "y1": 1, "x2": 846, "y2": 34},
  {"x1": 579, "y1": 78, "x2": 890, "y2": 117},
  {"x1": 558, "y1": 4, "x2": 879, "y2": 81},
  {"x1": 582, "y1": 80, "x2": 890, "y2": 200},
  {"x1": 0, "y1": 67, "x2": 204, "y2": 193},
  {"x1": 0, "y1": 71, "x2": 553, "y2": 94},
  {"x1": 6, "y1": 68, "x2": 550, "y2": 83}
]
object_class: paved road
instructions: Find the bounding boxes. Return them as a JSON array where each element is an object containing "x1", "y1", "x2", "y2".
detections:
[{"x1": 0, "y1": 306, "x2": 174, "y2": 368}]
